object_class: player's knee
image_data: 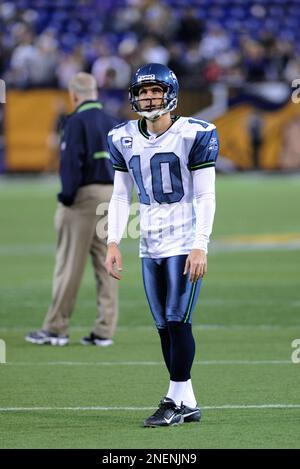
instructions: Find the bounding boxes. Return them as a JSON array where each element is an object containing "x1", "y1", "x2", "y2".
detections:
[
  {"x1": 154, "y1": 318, "x2": 167, "y2": 329},
  {"x1": 167, "y1": 321, "x2": 192, "y2": 337}
]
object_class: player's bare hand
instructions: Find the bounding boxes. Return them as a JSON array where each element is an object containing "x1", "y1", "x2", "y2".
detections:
[
  {"x1": 183, "y1": 249, "x2": 207, "y2": 283},
  {"x1": 105, "y1": 242, "x2": 123, "y2": 280}
]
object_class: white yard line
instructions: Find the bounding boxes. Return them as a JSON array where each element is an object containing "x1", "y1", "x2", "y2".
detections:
[
  {"x1": 3, "y1": 360, "x2": 292, "y2": 366},
  {"x1": 0, "y1": 324, "x2": 296, "y2": 332},
  {"x1": 0, "y1": 404, "x2": 300, "y2": 412}
]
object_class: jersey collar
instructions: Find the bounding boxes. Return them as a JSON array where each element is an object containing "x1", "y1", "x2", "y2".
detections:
[
  {"x1": 138, "y1": 115, "x2": 181, "y2": 140},
  {"x1": 76, "y1": 100, "x2": 103, "y2": 113}
]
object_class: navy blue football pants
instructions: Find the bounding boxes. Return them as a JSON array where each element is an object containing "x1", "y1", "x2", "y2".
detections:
[{"x1": 141, "y1": 255, "x2": 202, "y2": 381}]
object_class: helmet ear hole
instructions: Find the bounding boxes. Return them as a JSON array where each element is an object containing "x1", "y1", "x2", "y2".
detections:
[{"x1": 131, "y1": 84, "x2": 141, "y2": 97}]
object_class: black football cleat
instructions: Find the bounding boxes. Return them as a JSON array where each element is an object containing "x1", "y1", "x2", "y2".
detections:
[
  {"x1": 182, "y1": 404, "x2": 201, "y2": 423},
  {"x1": 80, "y1": 332, "x2": 113, "y2": 347},
  {"x1": 143, "y1": 397, "x2": 184, "y2": 427}
]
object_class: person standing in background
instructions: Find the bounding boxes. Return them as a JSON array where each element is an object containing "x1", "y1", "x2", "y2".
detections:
[{"x1": 26, "y1": 72, "x2": 119, "y2": 346}]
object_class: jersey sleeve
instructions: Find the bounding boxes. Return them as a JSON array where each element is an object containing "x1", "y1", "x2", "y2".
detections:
[
  {"x1": 188, "y1": 127, "x2": 219, "y2": 171},
  {"x1": 107, "y1": 171, "x2": 133, "y2": 245},
  {"x1": 107, "y1": 132, "x2": 128, "y2": 172},
  {"x1": 192, "y1": 167, "x2": 216, "y2": 253}
]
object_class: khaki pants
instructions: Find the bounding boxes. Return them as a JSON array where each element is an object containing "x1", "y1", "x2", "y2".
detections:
[{"x1": 43, "y1": 184, "x2": 118, "y2": 338}]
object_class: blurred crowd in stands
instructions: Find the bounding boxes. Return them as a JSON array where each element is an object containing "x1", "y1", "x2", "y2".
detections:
[{"x1": 1, "y1": 0, "x2": 300, "y2": 91}]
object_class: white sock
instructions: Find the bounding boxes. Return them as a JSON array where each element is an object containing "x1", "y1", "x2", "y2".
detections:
[
  {"x1": 166, "y1": 380, "x2": 187, "y2": 406},
  {"x1": 183, "y1": 379, "x2": 197, "y2": 408}
]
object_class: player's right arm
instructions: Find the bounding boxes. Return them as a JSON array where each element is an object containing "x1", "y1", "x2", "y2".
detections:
[
  {"x1": 105, "y1": 170, "x2": 133, "y2": 280},
  {"x1": 106, "y1": 242, "x2": 123, "y2": 280},
  {"x1": 106, "y1": 124, "x2": 133, "y2": 279}
]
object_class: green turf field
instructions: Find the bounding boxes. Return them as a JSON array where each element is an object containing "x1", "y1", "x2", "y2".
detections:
[{"x1": 0, "y1": 175, "x2": 299, "y2": 449}]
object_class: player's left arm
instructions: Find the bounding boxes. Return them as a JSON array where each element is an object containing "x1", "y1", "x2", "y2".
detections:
[
  {"x1": 184, "y1": 167, "x2": 216, "y2": 282},
  {"x1": 184, "y1": 124, "x2": 219, "y2": 282}
]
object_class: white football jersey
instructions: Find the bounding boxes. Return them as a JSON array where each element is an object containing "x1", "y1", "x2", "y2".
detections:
[{"x1": 107, "y1": 116, "x2": 219, "y2": 258}]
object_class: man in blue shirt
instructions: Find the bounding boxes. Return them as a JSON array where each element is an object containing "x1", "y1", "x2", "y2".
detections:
[{"x1": 26, "y1": 73, "x2": 118, "y2": 346}]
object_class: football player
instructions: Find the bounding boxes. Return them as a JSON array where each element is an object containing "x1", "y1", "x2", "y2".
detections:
[{"x1": 105, "y1": 63, "x2": 219, "y2": 427}]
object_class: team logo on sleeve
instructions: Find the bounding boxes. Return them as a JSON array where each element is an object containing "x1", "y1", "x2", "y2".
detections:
[
  {"x1": 208, "y1": 137, "x2": 218, "y2": 151},
  {"x1": 121, "y1": 137, "x2": 133, "y2": 148}
]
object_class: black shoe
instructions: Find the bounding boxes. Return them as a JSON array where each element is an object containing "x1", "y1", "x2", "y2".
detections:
[
  {"x1": 182, "y1": 404, "x2": 201, "y2": 423},
  {"x1": 80, "y1": 332, "x2": 113, "y2": 347},
  {"x1": 143, "y1": 397, "x2": 184, "y2": 427},
  {"x1": 25, "y1": 330, "x2": 69, "y2": 346}
]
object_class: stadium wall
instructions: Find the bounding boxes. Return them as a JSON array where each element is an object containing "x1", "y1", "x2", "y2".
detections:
[
  {"x1": 215, "y1": 101, "x2": 300, "y2": 170},
  {"x1": 3, "y1": 89, "x2": 300, "y2": 171},
  {"x1": 5, "y1": 90, "x2": 71, "y2": 171}
]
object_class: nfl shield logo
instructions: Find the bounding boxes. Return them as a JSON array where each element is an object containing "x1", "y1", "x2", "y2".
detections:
[{"x1": 121, "y1": 137, "x2": 133, "y2": 148}]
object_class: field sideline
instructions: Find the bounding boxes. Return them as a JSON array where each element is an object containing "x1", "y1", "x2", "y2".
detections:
[{"x1": 0, "y1": 174, "x2": 299, "y2": 449}]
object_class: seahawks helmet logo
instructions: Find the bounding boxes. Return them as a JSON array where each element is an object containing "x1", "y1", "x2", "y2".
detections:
[{"x1": 137, "y1": 74, "x2": 156, "y2": 82}]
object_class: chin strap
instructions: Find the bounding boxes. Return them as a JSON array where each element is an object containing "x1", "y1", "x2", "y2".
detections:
[{"x1": 137, "y1": 107, "x2": 169, "y2": 122}]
